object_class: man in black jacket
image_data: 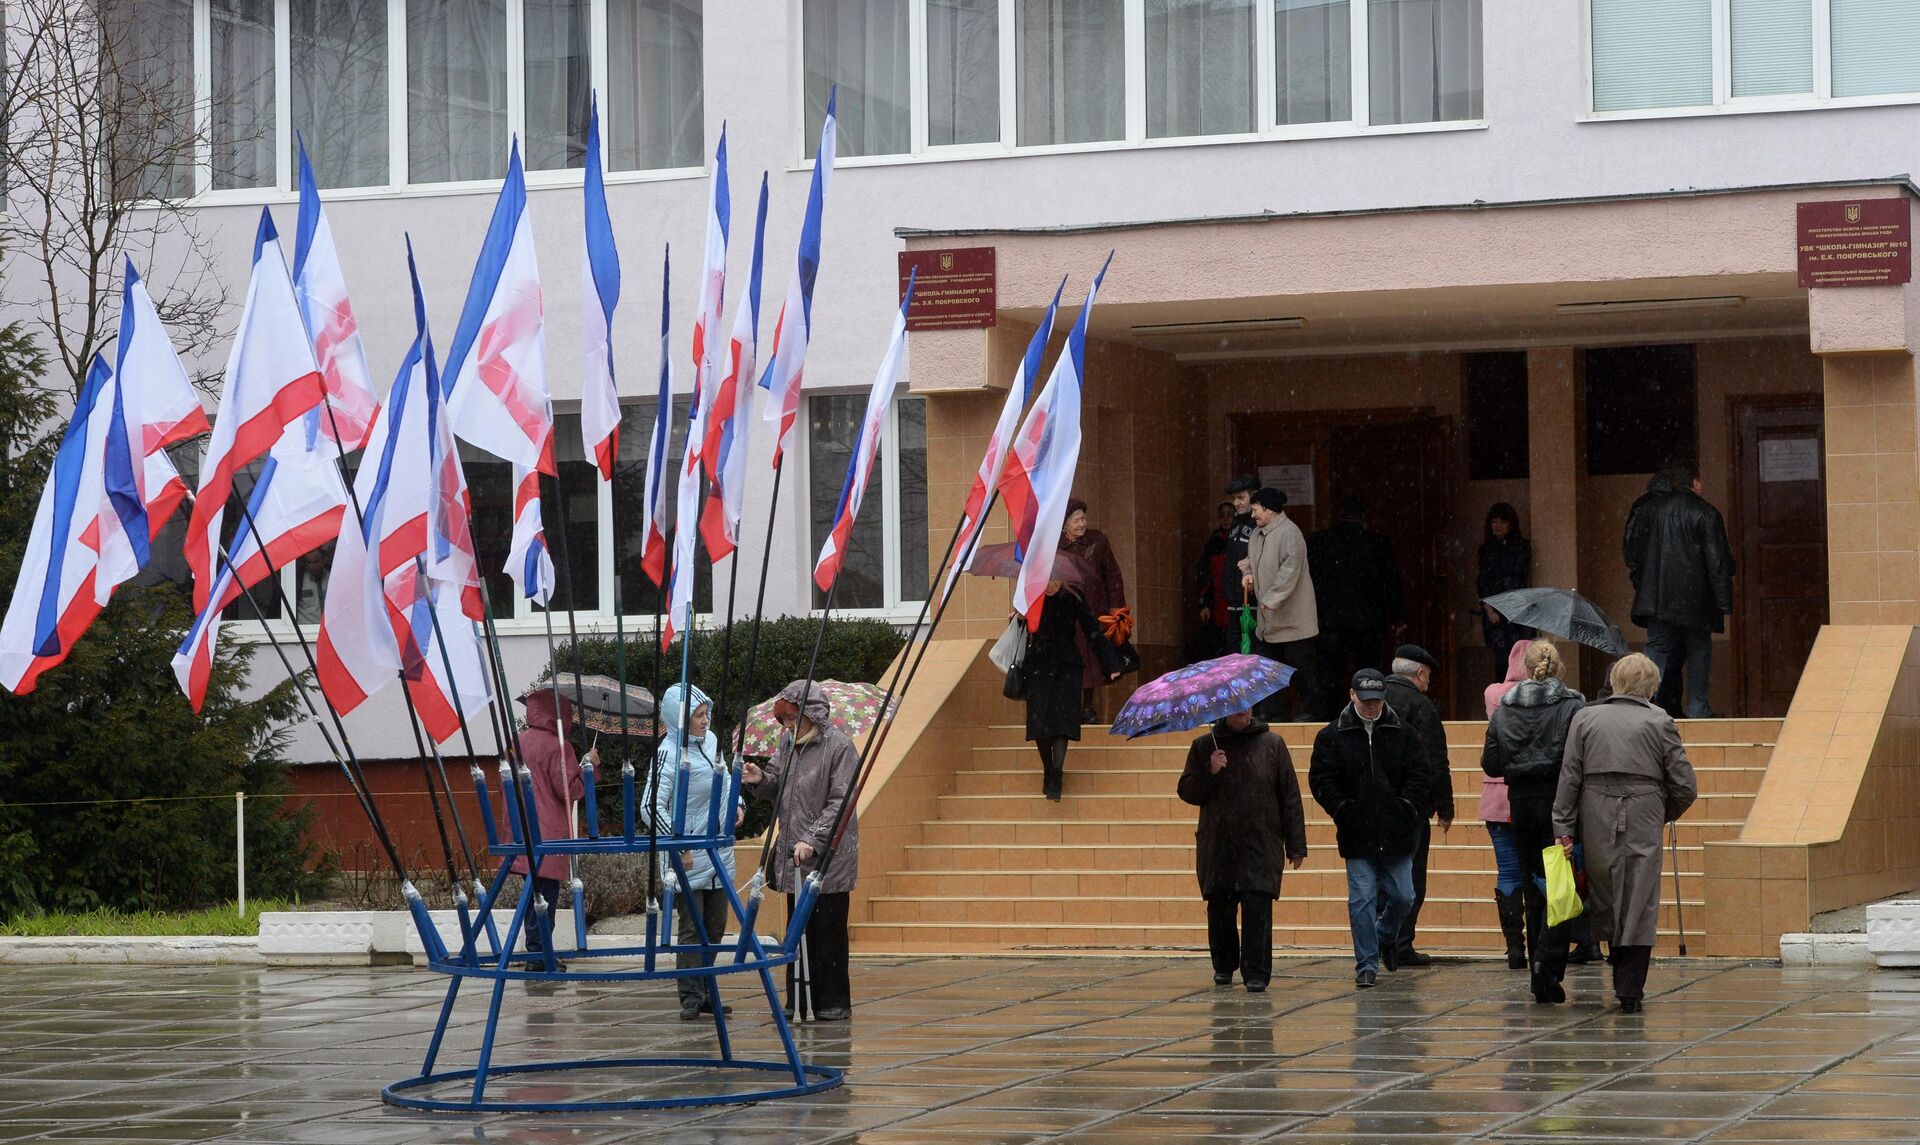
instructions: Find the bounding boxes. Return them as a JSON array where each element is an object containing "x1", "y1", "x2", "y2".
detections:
[
  {"x1": 1309, "y1": 497, "x2": 1405, "y2": 717},
  {"x1": 1308, "y1": 669, "x2": 1432, "y2": 989},
  {"x1": 1382, "y1": 644, "x2": 1453, "y2": 967},
  {"x1": 1623, "y1": 459, "x2": 1735, "y2": 719}
]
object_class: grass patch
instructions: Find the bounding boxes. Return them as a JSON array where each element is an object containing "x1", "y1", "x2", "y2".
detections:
[{"x1": 0, "y1": 900, "x2": 296, "y2": 937}]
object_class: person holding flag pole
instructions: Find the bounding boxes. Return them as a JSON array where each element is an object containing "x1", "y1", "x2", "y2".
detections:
[{"x1": 736, "y1": 270, "x2": 916, "y2": 1013}]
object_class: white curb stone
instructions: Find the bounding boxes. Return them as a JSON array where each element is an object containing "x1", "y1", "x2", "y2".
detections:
[
  {"x1": 1779, "y1": 932, "x2": 1875, "y2": 967},
  {"x1": 1866, "y1": 899, "x2": 1920, "y2": 968},
  {"x1": 0, "y1": 935, "x2": 262, "y2": 965}
]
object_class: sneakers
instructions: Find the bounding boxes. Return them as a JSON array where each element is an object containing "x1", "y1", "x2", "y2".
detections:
[
  {"x1": 678, "y1": 999, "x2": 702, "y2": 1021},
  {"x1": 1355, "y1": 969, "x2": 1377, "y2": 989}
]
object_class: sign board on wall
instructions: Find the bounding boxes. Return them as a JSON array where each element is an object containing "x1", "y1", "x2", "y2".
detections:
[
  {"x1": 898, "y1": 247, "x2": 997, "y2": 330},
  {"x1": 1759, "y1": 438, "x2": 1821, "y2": 484},
  {"x1": 1796, "y1": 200, "x2": 1912, "y2": 288},
  {"x1": 1257, "y1": 464, "x2": 1315, "y2": 508}
]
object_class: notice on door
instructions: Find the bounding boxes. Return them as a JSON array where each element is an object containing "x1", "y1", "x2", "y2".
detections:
[
  {"x1": 1257, "y1": 464, "x2": 1315, "y2": 507},
  {"x1": 1759, "y1": 438, "x2": 1821, "y2": 483},
  {"x1": 1797, "y1": 200, "x2": 1912, "y2": 288}
]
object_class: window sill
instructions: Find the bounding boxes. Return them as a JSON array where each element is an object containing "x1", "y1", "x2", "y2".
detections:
[
  {"x1": 1580, "y1": 90, "x2": 1920, "y2": 123},
  {"x1": 799, "y1": 118, "x2": 1489, "y2": 172},
  {"x1": 228, "y1": 613, "x2": 712, "y2": 646},
  {"x1": 125, "y1": 164, "x2": 705, "y2": 212}
]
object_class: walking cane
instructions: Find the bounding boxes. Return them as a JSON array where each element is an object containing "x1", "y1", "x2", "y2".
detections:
[{"x1": 1668, "y1": 821, "x2": 1688, "y2": 957}]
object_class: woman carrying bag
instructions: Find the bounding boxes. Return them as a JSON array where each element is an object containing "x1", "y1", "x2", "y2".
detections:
[{"x1": 1019, "y1": 563, "x2": 1123, "y2": 802}]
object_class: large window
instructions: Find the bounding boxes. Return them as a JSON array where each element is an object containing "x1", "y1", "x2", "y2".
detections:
[
  {"x1": 1585, "y1": 345, "x2": 1697, "y2": 476},
  {"x1": 611, "y1": 399, "x2": 713, "y2": 618},
  {"x1": 1591, "y1": 0, "x2": 1920, "y2": 113},
  {"x1": 807, "y1": 395, "x2": 930, "y2": 611},
  {"x1": 806, "y1": 0, "x2": 1481, "y2": 161},
  {"x1": 111, "y1": 0, "x2": 704, "y2": 200}
]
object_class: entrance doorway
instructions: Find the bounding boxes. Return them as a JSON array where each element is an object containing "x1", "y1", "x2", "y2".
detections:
[
  {"x1": 1234, "y1": 409, "x2": 1455, "y2": 715},
  {"x1": 1730, "y1": 396, "x2": 1827, "y2": 717}
]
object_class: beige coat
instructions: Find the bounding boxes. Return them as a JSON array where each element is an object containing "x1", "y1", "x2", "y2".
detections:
[
  {"x1": 1552, "y1": 695, "x2": 1698, "y2": 948},
  {"x1": 1239, "y1": 513, "x2": 1318, "y2": 643}
]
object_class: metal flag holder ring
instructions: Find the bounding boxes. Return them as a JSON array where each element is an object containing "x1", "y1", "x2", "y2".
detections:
[{"x1": 379, "y1": 750, "x2": 843, "y2": 1113}]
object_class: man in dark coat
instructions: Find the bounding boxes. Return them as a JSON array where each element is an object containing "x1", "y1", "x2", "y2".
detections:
[
  {"x1": 1382, "y1": 644, "x2": 1452, "y2": 967},
  {"x1": 1308, "y1": 669, "x2": 1431, "y2": 988},
  {"x1": 1177, "y1": 708, "x2": 1308, "y2": 993},
  {"x1": 1623, "y1": 459, "x2": 1734, "y2": 719},
  {"x1": 1308, "y1": 497, "x2": 1405, "y2": 718},
  {"x1": 1190, "y1": 499, "x2": 1236, "y2": 662}
]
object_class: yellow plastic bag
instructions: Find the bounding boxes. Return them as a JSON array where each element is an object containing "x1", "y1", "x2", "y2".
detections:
[{"x1": 1543, "y1": 844, "x2": 1585, "y2": 929}]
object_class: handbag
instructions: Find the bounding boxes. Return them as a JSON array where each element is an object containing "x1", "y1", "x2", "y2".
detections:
[
  {"x1": 988, "y1": 618, "x2": 1025, "y2": 672},
  {"x1": 1001, "y1": 624, "x2": 1029, "y2": 701},
  {"x1": 1543, "y1": 844, "x2": 1586, "y2": 929},
  {"x1": 1113, "y1": 638, "x2": 1142, "y2": 676}
]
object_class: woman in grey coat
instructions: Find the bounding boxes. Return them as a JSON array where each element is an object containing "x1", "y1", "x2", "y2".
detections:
[
  {"x1": 1553, "y1": 653, "x2": 1698, "y2": 1013},
  {"x1": 741, "y1": 680, "x2": 861, "y2": 1020}
]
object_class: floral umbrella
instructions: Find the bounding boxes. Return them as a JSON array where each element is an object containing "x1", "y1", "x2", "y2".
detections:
[
  {"x1": 735, "y1": 680, "x2": 896, "y2": 758},
  {"x1": 1109, "y1": 654, "x2": 1294, "y2": 739}
]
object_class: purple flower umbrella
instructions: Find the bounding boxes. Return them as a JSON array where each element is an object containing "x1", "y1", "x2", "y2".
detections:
[{"x1": 1109, "y1": 654, "x2": 1295, "y2": 739}]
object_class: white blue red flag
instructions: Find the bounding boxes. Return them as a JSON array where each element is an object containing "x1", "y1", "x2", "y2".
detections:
[
  {"x1": 441, "y1": 140, "x2": 555, "y2": 603},
  {"x1": 813, "y1": 270, "x2": 915, "y2": 594},
  {"x1": 999, "y1": 255, "x2": 1110, "y2": 632},
  {"x1": 172, "y1": 414, "x2": 348, "y2": 709},
  {"x1": 0, "y1": 356, "x2": 114, "y2": 694},
  {"x1": 760, "y1": 90, "x2": 834, "y2": 466},
  {"x1": 941, "y1": 275, "x2": 1067, "y2": 607},
  {"x1": 184, "y1": 207, "x2": 327, "y2": 618},
  {"x1": 580, "y1": 97, "x2": 622, "y2": 480},
  {"x1": 96, "y1": 259, "x2": 211, "y2": 602},
  {"x1": 293, "y1": 137, "x2": 379, "y2": 452},
  {"x1": 698, "y1": 172, "x2": 768, "y2": 562},
  {"x1": 662, "y1": 134, "x2": 730, "y2": 646},
  {"x1": 639, "y1": 246, "x2": 673, "y2": 587}
]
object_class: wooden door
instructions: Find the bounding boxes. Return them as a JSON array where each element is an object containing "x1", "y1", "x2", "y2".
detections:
[
  {"x1": 1731, "y1": 396, "x2": 1827, "y2": 717},
  {"x1": 1235, "y1": 410, "x2": 1456, "y2": 714}
]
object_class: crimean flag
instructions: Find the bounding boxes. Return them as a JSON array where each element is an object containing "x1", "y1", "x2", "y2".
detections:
[
  {"x1": 940, "y1": 275, "x2": 1067, "y2": 607},
  {"x1": 184, "y1": 207, "x2": 327, "y2": 618},
  {"x1": 759, "y1": 89, "x2": 834, "y2": 466},
  {"x1": 698, "y1": 172, "x2": 769, "y2": 562},
  {"x1": 638, "y1": 245, "x2": 673, "y2": 587},
  {"x1": 293, "y1": 136, "x2": 380, "y2": 451},
  {"x1": 580, "y1": 96, "x2": 623, "y2": 480},
  {"x1": 814, "y1": 270, "x2": 915, "y2": 594},
  {"x1": 998, "y1": 255, "x2": 1111, "y2": 632}
]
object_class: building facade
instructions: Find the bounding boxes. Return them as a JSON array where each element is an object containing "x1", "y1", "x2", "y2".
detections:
[{"x1": 12, "y1": 1, "x2": 1920, "y2": 817}]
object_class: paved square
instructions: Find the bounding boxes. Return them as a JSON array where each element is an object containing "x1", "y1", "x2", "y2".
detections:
[{"x1": 1, "y1": 956, "x2": 1917, "y2": 1142}]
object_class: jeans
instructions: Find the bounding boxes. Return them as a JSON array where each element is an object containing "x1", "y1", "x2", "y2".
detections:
[
  {"x1": 1382, "y1": 820, "x2": 1431, "y2": 953},
  {"x1": 1486, "y1": 822, "x2": 1523, "y2": 896},
  {"x1": 1643, "y1": 621, "x2": 1715, "y2": 718},
  {"x1": 1345, "y1": 855, "x2": 1414, "y2": 973}
]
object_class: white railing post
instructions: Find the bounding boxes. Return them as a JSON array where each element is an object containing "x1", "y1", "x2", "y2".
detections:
[{"x1": 236, "y1": 792, "x2": 247, "y2": 918}]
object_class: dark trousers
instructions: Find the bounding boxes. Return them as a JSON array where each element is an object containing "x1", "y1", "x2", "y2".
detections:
[
  {"x1": 1611, "y1": 944, "x2": 1653, "y2": 1001},
  {"x1": 1205, "y1": 893, "x2": 1274, "y2": 987},
  {"x1": 1385, "y1": 818, "x2": 1432, "y2": 953},
  {"x1": 788, "y1": 890, "x2": 852, "y2": 1015},
  {"x1": 675, "y1": 886, "x2": 731, "y2": 1006},
  {"x1": 524, "y1": 875, "x2": 562, "y2": 953},
  {"x1": 1251, "y1": 637, "x2": 1317, "y2": 722},
  {"x1": 1318, "y1": 626, "x2": 1385, "y2": 715},
  {"x1": 1510, "y1": 794, "x2": 1569, "y2": 986}
]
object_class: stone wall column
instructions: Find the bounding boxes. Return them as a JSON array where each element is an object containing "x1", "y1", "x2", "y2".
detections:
[{"x1": 1526, "y1": 348, "x2": 1582, "y2": 592}]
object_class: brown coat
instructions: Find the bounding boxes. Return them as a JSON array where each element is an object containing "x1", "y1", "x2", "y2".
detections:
[
  {"x1": 1177, "y1": 718, "x2": 1308, "y2": 898},
  {"x1": 1240, "y1": 513, "x2": 1318, "y2": 643},
  {"x1": 1062, "y1": 528, "x2": 1127, "y2": 690},
  {"x1": 1552, "y1": 694, "x2": 1698, "y2": 947},
  {"x1": 746, "y1": 723, "x2": 861, "y2": 895}
]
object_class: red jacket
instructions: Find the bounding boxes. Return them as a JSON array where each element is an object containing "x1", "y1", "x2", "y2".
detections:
[{"x1": 508, "y1": 690, "x2": 582, "y2": 882}]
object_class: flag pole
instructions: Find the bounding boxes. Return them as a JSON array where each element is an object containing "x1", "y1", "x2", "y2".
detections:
[
  {"x1": 723, "y1": 455, "x2": 784, "y2": 777},
  {"x1": 545, "y1": 483, "x2": 593, "y2": 775}
]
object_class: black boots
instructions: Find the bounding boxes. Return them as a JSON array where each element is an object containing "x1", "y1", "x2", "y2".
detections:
[
  {"x1": 1495, "y1": 891, "x2": 1527, "y2": 970},
  {"x1": 1565, "y1": 914, "x2": 1601, "y2": 964},
  {"x1": 1041, "y1": 741, "x2": 1064, "y2": 801}
]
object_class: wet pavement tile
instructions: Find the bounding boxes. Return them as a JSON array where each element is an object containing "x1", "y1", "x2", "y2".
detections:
[{"x1": 0, "y1": 959, "x2": 1916, "y2": 1142}]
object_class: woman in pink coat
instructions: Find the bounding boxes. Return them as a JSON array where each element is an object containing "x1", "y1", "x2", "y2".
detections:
[
  {"x1": 509, "y1": 687, "x2": 588, "y2": 955},
  {"x1": 1483, "y1": 640, "x2": 1530, "y2": 969}
]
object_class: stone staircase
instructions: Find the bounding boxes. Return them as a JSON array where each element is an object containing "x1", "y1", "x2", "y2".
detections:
[{"x1": 838, "y1": 718, "x2": 1779, "y2": 955}]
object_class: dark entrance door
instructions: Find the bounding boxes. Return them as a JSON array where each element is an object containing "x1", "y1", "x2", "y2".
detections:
[
  {"x1": 1730, "y1": 396, "x2": 1827, "y2": 717},
  {"x1": 1235, "y1": 409, "x2": 1455, "y2": 715}
]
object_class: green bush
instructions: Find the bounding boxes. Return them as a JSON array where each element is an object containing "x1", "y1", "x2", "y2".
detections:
[{"x1": 0, "y1": 323, "x2": 328, "y2": 919}]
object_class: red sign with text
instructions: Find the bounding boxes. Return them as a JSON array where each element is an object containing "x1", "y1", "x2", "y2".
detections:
[
  {"x1": 1797, "y1": 199, "x2": 1912, "y2": 288},
  {"x1": 899, "y1": 247, "x2": 996, "y2": 331}
]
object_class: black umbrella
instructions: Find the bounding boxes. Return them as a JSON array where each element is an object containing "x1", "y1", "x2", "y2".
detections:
[{"x1": 1481, "y1": 588, "x2": 1629, "y2": 657}]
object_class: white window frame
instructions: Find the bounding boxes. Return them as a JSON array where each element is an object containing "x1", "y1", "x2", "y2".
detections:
[
  {"x1": 803, "y1": 393, "x2": 929, "y2": 619},
  {"x1": 1582, "y1": 0, "x2": 1920, "y2": 121},
  {"x1": 802, "y1": 0, "x2": 1487, "y2": 170},
  {"x1": 145, "y1": 0, "x2": 704, "y2": 208}
]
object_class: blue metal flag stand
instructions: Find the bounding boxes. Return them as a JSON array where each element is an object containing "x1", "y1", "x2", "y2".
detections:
[{"x1": 380, "y1": 679, "x2": 841, "y2": 1113}]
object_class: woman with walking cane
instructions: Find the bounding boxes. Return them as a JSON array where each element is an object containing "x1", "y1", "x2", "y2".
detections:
[{"x1": 1552, "y1": 653, "x2": 1698, "y2": 1013}]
